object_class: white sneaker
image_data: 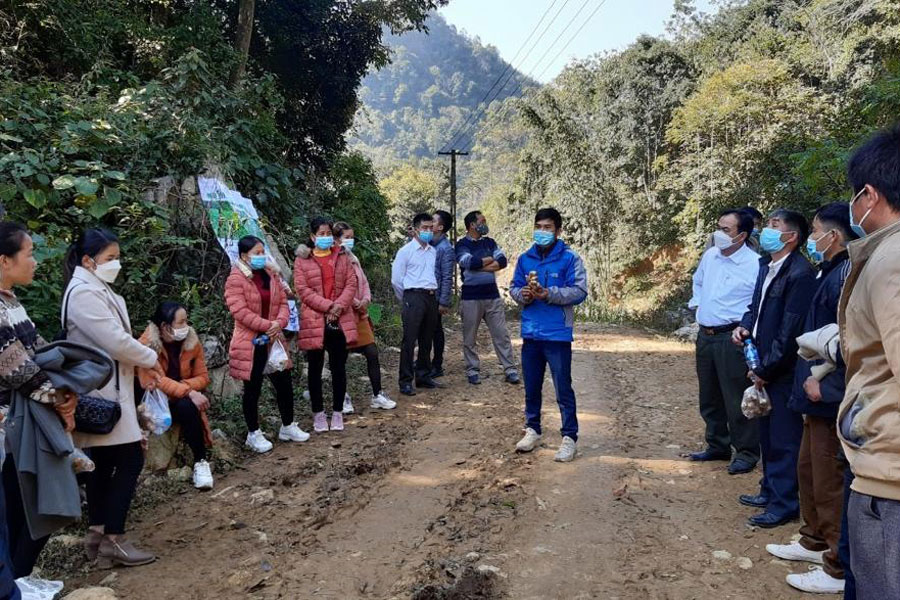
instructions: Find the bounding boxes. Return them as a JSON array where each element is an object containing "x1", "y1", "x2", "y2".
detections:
[
  {"x1": 766, "y1": 541, "x2": 825, "y2": 564},
  {"x1": 192, "y1": 460, "x2": 214, "y2": 490},
  {"x1": 554, "y1": 436, "x2": 577, "y2": 462},
  {"x1": 302, "y1": 390, "x2": 311, "y2": 401},
  {"x1": 245, "y1": 430, "x2": 273, "y2": 453},
  {"x1": 15, "y1": 576, "x2": 64, "y2": 600},
  {"x1": 516, "y1": 428, "x2": 542, "y2": 453},
  {"x1": 370, "y1": 391, "x2": 397, "y2": 410},
  {"x1": 786, "y1": 567, "x2": 844, "y2": 594},
  {"x1": 343, "y1": 393, "x2": 355, "y2": 414},
  {"x1": 278, "y1": 422, "x2": 310, "y2": 442}
]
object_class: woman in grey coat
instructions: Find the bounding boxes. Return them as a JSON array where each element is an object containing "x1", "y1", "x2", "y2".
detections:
[{"x1": 0, "y1": 222, "x2": 75, "y2": 596}]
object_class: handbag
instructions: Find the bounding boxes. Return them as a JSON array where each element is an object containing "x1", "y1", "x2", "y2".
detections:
[{"x1": 74, "y1": 394, "x2": 122, "y2": 435}]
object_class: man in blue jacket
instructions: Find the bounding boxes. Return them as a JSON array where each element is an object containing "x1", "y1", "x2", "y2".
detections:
[
  {"x1": 429, "y1": 210, "x2": 455, "y2": 378},
  {"x1": 733, "y1": 209, "x2": 817, "y2": 528},
  {"x1": 765, "y1": 203, "x2": 855, "y2": 594},
  {"x1": 510, "y1": 208, "x2": 588, "y2": 462}
]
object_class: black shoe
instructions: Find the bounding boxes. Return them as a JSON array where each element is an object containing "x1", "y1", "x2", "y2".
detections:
[
  {"x1": 505, "y1": 372, "x2": 521, "y2": 385},
  {"x1": 727, "y1": 459, "x2": 756, "y2": 475},
  {"x1": 415, "y1": 377, "x2": 445, "y2": 389},
  {"x1": 739, "y1": 493, "x2": 769, "y2": 508},
  {"x1": 467, "y1": 374, "x2": 481, "y2": 385},
  {"x1": 688, "y1": 449, "x2": 731, "y2": 462},
  {"x1": 430, "y1": 367, "x2": 445, "y2": 378},
  {"x1": 748, "y1": 511, "x2": 798, "y2": 529},
  {"x1": 400, "y1": 384, "x2": 416, "y2": 396}
]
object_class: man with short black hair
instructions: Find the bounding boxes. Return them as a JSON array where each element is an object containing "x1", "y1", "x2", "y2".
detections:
[
  {"x1": 429, "y1": 210, "x2": 455, "y2": 377},
  {"x1": 733, "y1": 208, "x2": 816, "y2": 528},
  {"x1": 688, "y1": 209, "x2": 760, "y2": 474},
  {"x1": 510, "y1": 208, "x2": 587, "y2": 462},
  {"x1": 837, "y1": 126, "x2": 900, "y2": 599},
  {"x1": 766, "y1": 202, "x2": 856, "y2": 594},
  {"x1": 456, "y1": 210, "x2": 519, "y2": 385},
  {"x1": 391, "y1": 213, "x2": 442, "y2": 396}
]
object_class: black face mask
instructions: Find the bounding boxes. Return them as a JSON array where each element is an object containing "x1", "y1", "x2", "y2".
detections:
[{"x1": 476, "y1": 223, "x2": 489, "y2": 236}]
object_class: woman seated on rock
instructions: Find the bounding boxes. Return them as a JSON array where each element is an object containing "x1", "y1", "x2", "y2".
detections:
[{"x1": 138, "y1": 301, "x2": 214, "y2": 490}]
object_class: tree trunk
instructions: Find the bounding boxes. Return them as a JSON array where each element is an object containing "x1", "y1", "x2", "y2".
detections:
[{"x1": 230, "y1": 0, "x2": 256, "y2": 88}]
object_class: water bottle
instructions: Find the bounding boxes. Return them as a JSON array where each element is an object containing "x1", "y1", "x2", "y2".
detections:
[
  {"x1": 743, "y1": 338, "x2": 761, "y2": 371},
  {"x1": 253, "y1": 333, "x2": 270, "y2": 346}
]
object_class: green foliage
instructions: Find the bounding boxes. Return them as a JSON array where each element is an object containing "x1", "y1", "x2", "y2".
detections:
[{"x1": 379, "y1": 163, "x2": 447, "y2": 240}]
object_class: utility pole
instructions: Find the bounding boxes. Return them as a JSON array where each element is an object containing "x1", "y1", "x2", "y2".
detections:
[
  {"x1": 438, "y1": 149, "x2": 469, "y2": 245},
  {"x1": 438, "y1": 148, "x2": 468, "y2": 296}
]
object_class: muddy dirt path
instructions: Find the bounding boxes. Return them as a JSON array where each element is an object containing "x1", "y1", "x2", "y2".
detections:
[{"x1": 72, "y1": 324, "x2": 813, "y2": 599}]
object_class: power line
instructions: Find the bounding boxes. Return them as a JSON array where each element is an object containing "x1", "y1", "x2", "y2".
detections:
[
  {"x1": 459, "y1": 0, "x2": 609, "y2": 152},
  {"x1": 439, "y1": 0, "x2": 571, "y2": 153},
  {"x1": 438, "y1": 0, "x2": 560, "y2": 154}
]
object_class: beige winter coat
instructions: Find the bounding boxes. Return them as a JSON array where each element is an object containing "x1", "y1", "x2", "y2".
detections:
[{"x1": 64, "y1": 266, "x2": 158, "y2": 448}]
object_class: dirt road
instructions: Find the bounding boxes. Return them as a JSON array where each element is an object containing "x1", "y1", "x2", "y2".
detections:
[{"x1": 68, "y1": 324, "x2": 814, "y2": 599}]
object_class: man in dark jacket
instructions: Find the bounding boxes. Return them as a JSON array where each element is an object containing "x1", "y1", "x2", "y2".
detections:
[
  {"x1": 765, "y1": 203, "x2": 856, "y2": 594},
  {"x1": 429, "y1": 210, "x2": 455, "y2": 378},
  {"x1": 733, "y1": 209, "x2": 817, "y2": 528}
]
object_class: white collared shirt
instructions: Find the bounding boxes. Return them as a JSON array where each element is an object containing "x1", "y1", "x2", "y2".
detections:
[
  {"x1": 689, "y1": 244, "x2": 760, "y2": 327},
  {"x1": 753, "y1": 254, "x2": 789, "y2": 338},
  {"x1": 391, "y1": 239, "x2": 438, "y2": 300}
]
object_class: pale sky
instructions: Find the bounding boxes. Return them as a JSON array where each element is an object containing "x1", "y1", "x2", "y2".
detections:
[{"x1": 440, "y1": 0, "x2": 717, "y2": 83}]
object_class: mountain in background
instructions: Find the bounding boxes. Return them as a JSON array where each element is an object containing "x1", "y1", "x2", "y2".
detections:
[{"x1": 350, "y1": 13, "x2": 535, "y2": 170}]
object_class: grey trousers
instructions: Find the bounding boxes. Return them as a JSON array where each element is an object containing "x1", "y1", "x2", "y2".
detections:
[
  {"x1": 461, "y1": 298, "x2": 517, "y2": 377},
  {"x1": 848, "y1": 491, "x2": 900, "y2": 599}
]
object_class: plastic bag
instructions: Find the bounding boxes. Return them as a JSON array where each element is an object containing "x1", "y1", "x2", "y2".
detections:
[
  {"x1": 143, "y1": 388, "x2": 172, "y2": 435},
  {"x1": 741, "y1": 385, "x2": 772, "y2": 419},
  {"x1": 264, "y1": 340, "x2": 289, "y2": 374}
]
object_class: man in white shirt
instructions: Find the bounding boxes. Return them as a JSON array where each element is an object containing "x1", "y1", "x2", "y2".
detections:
[
  {"x1": 688, "y1": 210, "x2": 761, "y2": 475},
  {"x1": 391, "y1": 213, "x2": 442, "y2": 396},
  {"x1": 733, "y1": 209, "x2": 816, "y2": 528}
]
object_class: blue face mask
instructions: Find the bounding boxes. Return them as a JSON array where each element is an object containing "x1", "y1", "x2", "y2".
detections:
[
  {"x1": 249, "y1": 255, "x2": 267, "y2": 270},
  {"x1": 341, "y1": 239, "x2": 355, "y2": 252},
  {"x1": 759, "y1": 227, "x2": 788, "y2": 253},
  {"x1": 533, "y1": 230, "x2": 555, "y2": 247},
  {"x1": 418, "y1": 231, "x2": 434, "y2": 244},
  {"x1": 315, "y1": 236, "x2": 334, "y2": 250},
  {"x1": 849, "y1": 188, "x2": 870, "y2": 239},
  {"x1": 806, "y1": 231, "x2": 833, "y2": 264}
]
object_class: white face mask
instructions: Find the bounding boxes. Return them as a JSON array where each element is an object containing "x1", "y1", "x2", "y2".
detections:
[
  {"x1": 712, "y1": 230, "x2": 739, "y2": 251},
  {"x1": 171, "y1": 326, "x2": 189, "y2": 341},
  {"x1": 94, "y1": 259, "x2": 121, "y2": 284}
]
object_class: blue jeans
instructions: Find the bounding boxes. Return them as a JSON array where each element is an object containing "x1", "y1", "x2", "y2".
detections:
[
  {"x1": 839, "y1": 463, "x2": 856, "y2": 600},
  {"x1": 522, "y1": 339, "x2": 578, "y2": 441},
  {"x1": 758, "y1": 381, "x2": 803, "y2": 518},
  {"x1": 0, "y1": 472, "x2": 21, "y2": 600}
]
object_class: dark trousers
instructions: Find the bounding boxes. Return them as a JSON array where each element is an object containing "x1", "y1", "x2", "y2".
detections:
[
  {"x1": 242, "y1": 343, "x2": 295, "y2": 432},
  {"x1": 307, "y1": 327, "x2": 348, "y2": 413},
  {"x1": 0, "y1": 464, "x2": 20, "y2": 599},
  {"x1": 848, "y1": 491, "x2": 900, "y2": 599},
  {"x1": 839, "y1": 461, "x2": 857, "y2": 599},
  {"x1": 798, "y1": 415, "x2": 845, "y2": 578},
  {"x1": 399, "y1": 290, "x2": 438, "y2": 386},
  {"x1": 85, "y1": 441, "x2": 144, "y2": 535},
  {"x1": 432, "y1": 313, "x2": 445, "y2": 371},
  {"x1": 522, "y1": 339, "x2": 578, "y2": 442},
  {"x1": 2, "y1": 457, "x2": 48, "y2": 579},
  {"x1": 758, "y1": 381, "x2": 803, "y2": 518},
  {"x1": 352, "y1": 343, "x2": 383, "y2": 397},
  {"x1": 170, "y1": 397, "x2": 207, "y2": 463},
  {"x1": 695, "y1": 330, "x2": 759, "y2": 463}
]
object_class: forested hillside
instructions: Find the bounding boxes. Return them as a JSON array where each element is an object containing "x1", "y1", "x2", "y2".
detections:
[
  {"x1": 351, "y1": 13, "x2": 533, "y2": 169},
  {"x1": 463, "y1": 0, "x2": 900, "y2": 325}
]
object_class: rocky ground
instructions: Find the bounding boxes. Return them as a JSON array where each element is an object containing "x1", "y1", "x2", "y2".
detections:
[{"x1": 54, "y1": 323, "x2": 816, "y2": 599}]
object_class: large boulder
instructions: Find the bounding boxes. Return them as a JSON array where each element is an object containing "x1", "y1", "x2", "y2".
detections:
[{"x1": 63, "y1": 588, "x2": 118, "y2": 600}]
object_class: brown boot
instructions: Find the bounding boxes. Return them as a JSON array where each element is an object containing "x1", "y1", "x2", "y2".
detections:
[
  {"x1": 83, "y1": 529, "x2": 103, "y2": 560},
  {"x1": 97, "y1": 536, "x2": 156, "y2": 569}
]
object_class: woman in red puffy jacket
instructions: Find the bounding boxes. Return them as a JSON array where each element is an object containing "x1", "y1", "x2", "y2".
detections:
[
  {"x1": 293, "y1": 218, "x2": 358, "y2": 433},
  {"x1": 224, "y1": 235, "x2": 308, "y2": 453}
]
